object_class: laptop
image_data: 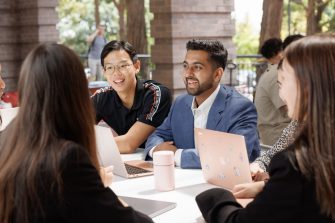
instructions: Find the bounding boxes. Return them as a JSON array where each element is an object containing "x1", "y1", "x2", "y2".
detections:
[
  {"x1": 0, "y1": 107, "x2": 19, "y2": 131},
  {"x1": 119, "y1": 196, "x2": 176, "y2": 218},
  {"x1": 95, "y1": 125, "x2": 153, "y2": 178},
  {"x1": 194, "y1": 128, "x2": 252, "y2": 190}
]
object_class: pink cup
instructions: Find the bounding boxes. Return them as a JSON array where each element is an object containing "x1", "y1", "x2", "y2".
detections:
[{"x1": 153, "y1": 151, "x2": 175, "y2": 191}]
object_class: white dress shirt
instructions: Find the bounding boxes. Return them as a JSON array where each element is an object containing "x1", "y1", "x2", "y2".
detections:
[
  {"x1": 149, "y1": 85, "x2": 221, "y2": 167},
  {"x1": 173, "y1": 85, "x2": 220, "y2": 166}
]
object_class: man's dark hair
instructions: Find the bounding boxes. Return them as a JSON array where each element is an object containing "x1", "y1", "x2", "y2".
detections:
[
  {"x1": 260, "y1": 38, "x2": 283, "y2": 59},
  {"x1": 283, "y1": 34, "x2": 304, "y2": 50},
  {"x1": 186, "y1": 39, "x2": 228, "y2": 69},
  {"x1": 100, "y1": 40, "x2": 138, "y2": 67}
]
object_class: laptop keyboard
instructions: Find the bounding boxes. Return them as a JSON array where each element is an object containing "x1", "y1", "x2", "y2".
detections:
[{"x1": 125, "y1": 163, "x2": 151, "y2": 175}]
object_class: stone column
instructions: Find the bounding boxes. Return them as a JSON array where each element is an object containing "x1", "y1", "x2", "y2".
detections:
[
  {"x1": 150, "y1": 0, "x2": 235, "y2": 97},
  {"x1": 0, "y1": 0, "x2": 58, "y2": 91}
]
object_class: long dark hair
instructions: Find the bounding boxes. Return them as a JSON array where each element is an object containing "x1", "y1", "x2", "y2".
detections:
[
  {"x1": 0, "y1": 43, "x2": 99, "y2": 223},
  {"x1": 285, "y1": 33, "x2": 335, "y2": 219}
]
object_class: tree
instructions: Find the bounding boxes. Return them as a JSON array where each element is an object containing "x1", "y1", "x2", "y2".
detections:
[
  {"x1": 109, "y1": 0, "x2": 147, "y2": 53},
  {"x1": 282, "y1": 1, "x2": 306, "y2": 37},
  {"x1": 126, "y1": 0, "x2": 147, "y2": 53},
  {"x1": 110, "y1": 0, "x2": 127, "y2": 40},
  {"x1": 306, "y1": 0, "x2": 330, "y2": 35},
  {"x1": 94, "y1": 0, "x2": 100, "y2": 26},
  {"x1": 259, "y1": 0, "x2": 284, "y2": 50},
  {"x1": 293, "y1": 0, "x2": 332, "y2": 34},
  {"x1": 57, "y1": 0, "x2": 118, "y2": 56},
  {"x1": 325, "y1": 2, "x2": 335, "y2": 31}
]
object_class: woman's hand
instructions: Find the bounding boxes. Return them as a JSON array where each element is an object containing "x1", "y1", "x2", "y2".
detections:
[
  {"x1": 100, "y1": 165, "x2": 114, "y2": 187},
  {"x1": 232, "y1": 181, "x2": 265, "y2": 198},
  {"x1": 250, "y1": 162, "x2": 264, "y2": 175}
]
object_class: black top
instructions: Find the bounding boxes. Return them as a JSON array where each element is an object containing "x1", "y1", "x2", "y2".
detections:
[
  {"x1": 91, "y1": 79, "x2": 171, "y2": 146},
  {"x1": 27, "y1": 142, "x2": 153, "y2": 223},
  {"x1": 196, "y1": 149, "x2": 334, "y2": 223}
]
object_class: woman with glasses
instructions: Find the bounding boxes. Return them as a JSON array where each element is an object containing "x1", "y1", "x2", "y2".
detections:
[{"x1": 91, "y1": 40, "x2": 172, "y2": 154}]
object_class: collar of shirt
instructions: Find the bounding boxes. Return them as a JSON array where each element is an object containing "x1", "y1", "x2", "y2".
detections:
[
  {"x1": 114, "y1": 77, "x2": 143, "y2": 110},
  {"x1": 191, "y1": 84, "x2": 220, "y2": 128}
]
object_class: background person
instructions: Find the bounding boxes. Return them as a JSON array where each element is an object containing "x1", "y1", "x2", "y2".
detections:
[
  {"x1": 87, "y1": 24, "x2": 107, "y2": 81},
  {"x1": 255, "y1": 37, "x2": 289, "y2": 146},
  {"x1": 255, "y1": 35, "x2": 304, "y2": 146},
  {"x1": 234, "y1": 35, "x2": 306, "y2": 199}
]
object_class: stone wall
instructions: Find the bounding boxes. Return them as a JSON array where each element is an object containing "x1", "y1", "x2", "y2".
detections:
[
  {"x1": 1, "y1": 0, "x2": 235, "y2": 95},
  {"x1": 0, "y1": 0, "x2": 58, "y2": 91},
  {"x1": 150, "y1": 0, "x2": 236, "y2": 97}
]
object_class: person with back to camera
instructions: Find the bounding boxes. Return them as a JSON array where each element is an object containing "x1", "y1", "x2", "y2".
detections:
[
  {"x1": 255, "y1": 37, "x2": 290, "y2": 146},
  {"x1": 252, "y1": 34, "x2": 304, "y2": 172},
  {"x1": 91, "y1": 40, "x2": 171, "y2": 154},
  {"x1": 144, "y1": 39, "x2": 260, "y2": 169},
  {"x1": 0, "y1": 43, "x2": 153, "y2": 223},
  {"x1": 234, "y1": 35, "x2": 305, "y2": 199},
  {"x1": 196, "y1": 33, "x2": 335, "y2": 223}
]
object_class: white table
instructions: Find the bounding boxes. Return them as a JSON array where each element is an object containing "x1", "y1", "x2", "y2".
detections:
[{"x1": 112, "y1": 150, "x2": 251, "y2": 223}]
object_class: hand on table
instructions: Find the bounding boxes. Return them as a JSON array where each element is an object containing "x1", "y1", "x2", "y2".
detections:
[
  {"x1": 153, "y1": 141, "x2": 177, "y2": 153},
  {"x1": 100, "y1": 165, "x2": 114, "y2": 187},
  {"x1": 232, "y1": 181, "x2": 265, "y2": 198}
]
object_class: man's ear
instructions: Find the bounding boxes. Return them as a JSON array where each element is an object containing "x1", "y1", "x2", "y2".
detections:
[
  {"x1": 133, "y1": 59, "x2": 141, "y2": 74},
  {"x1": 214, "y1": 67, "x2": 224, "y2": 83}
]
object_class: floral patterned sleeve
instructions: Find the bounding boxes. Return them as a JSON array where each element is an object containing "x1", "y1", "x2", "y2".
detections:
[{"x1": 253, "y1": 120, "x2": 299, "y2": 171}]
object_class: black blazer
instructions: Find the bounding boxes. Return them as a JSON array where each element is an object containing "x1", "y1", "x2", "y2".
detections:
[
  {"x1": 28, "y1": 142, "x2": 153, "y2": 223},
  {"x1": 196, "y1": 149, "x2": 333, "y2": 223}
]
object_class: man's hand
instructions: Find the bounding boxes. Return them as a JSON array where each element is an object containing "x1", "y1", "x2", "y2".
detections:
[{"x1": 153, "y1": 141, "x2": 177, "y2": 153}]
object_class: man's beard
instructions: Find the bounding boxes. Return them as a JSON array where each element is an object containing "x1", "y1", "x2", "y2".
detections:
[{"x1": 185, "y1": 77, "x2": 214, "y2": 96}]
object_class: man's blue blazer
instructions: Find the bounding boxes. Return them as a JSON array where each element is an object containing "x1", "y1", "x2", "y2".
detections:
[{"x1": 145, "y1": 85, "x2": 260, "y2": 169}]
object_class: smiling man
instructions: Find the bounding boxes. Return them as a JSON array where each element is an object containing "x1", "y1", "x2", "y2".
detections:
[
  {"x1": 91, "y1": 40, "x2": 171, "y2": 154},
  {"x1": 144, "y1": 39, "x2": 260, "y2": 169}
]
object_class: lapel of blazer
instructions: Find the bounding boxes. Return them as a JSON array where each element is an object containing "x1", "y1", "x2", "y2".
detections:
[
  {"x1": 183, "y1": 95, "x2": 195, "y2": 129},
  {"x1": 206, "y1": 85, "x2": 227, "y2": 130}
]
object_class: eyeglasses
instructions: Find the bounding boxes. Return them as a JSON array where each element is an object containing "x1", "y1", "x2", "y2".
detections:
[{"x1": 104, "y1": 63, "x2": 133, "y2": 75}]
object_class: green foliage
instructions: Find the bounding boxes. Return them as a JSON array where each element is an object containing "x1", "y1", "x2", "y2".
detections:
[
  {"x1": 282, "y1": 0, "x2": 335, "y2": 36},
  {"x1": 281, "y1": 1, "x2": 306, "y2": 37},
  {"x1": 233, "y1": 16, "x2": 259, "y2": 55},
  {"x1": 321, "y1": 1, "x2": 335, "y2": 32},
  {"x1": 56, "y1": 0, "x2": 119, "y2": 57}
]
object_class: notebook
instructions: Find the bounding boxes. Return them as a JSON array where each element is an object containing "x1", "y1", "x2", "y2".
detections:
[
  {"x1": 95, "y1": 125, "x2": 153, "y2": 178},
  {"x1": 0, "y1": 107, "x2": 19, "y2": 131},
  {"x1": 119, "y1": 196, "x2": 176, "y2": 218},
  {"x1": 194, "y1": 128, "x2": 252, "y2": 190}
]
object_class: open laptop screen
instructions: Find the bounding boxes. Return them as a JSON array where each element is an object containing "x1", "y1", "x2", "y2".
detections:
[{"x1": 195, "y1": 128, "x2": 252, "y2": 190}]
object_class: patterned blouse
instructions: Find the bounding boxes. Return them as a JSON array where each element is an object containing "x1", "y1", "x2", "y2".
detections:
[{"x1": 254, "y1": 120, "x2": 299, "y2": 171}]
